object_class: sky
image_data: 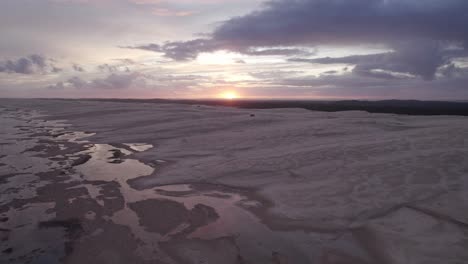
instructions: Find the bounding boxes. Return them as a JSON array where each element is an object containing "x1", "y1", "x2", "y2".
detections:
[{"x1": 0, "y1": 0, "x2": 468, "y2": 100}]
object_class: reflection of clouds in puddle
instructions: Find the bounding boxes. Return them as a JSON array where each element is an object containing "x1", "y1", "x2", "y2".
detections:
[
  {"x1": 69, "y1": 140, "x2": 362, "y2": 263},
  {"x1": 75, "y1": 144, "x2": 154, "y2": 182},
  {"x1": 152, "y1": 186, "x2": 314, "y2": 263},
  {"x1": 69, "y1": 143, "x2": 257, "y2": 262},
  {"x1": 124, "y1": 143, "x2": 154, "y2": 152},
  {"x1": 122, "y1": 182, "x2": 370, "y2": 263}
]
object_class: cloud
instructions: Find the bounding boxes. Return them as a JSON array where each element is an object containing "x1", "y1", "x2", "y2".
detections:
[
  {"x1": 44, "y1": 71, "x2": 216, "y2": 98},
  {"x1": 128, "y1": 39, "x2": 220, "y2": 61},
  {"x1": 321, "y1": 70, "x2": 338, "y2": 75},
  {"x1": 91, "y1": 72, "x2": 143, "y2": 89},
  {"x1": 48, "y1": 72, "x2": 146, "y2": 90},
  {"x1": 439, "y1": 63, "x2": 468, "y2": 78},
  {"x1": 211, "y1": 0, "x2": 468, "y2": 48},
  {"x1": 0, "y1": 54, "x2": 61, "y2": 75},
  {"x1": 242, "y1": 47, "x2": 313, "y2": 56},
  {"x1": 128, "y1": 43, "x2": 161, "y2": 53},
  {"x1": 97, "y1": 61, "x2": 134, "y2": 73},
  {"x1": 249, "y1": 70, "x2": 304, "y2": 80},
  {"x1": 46, "y1": 71, "x2": 209, "y2": 91},
  {"x1": 291, "y1": 43, "x2": 458, "y2": 80},
  {"x1": 129, "y1": 0, "x2": 247, "y2": 4},
  {"x1": 97, "y1": 63, "x2": 119, "y2": 73},
  {"x1": 113, "y1": 58, "x2": 137, "y2": 65},
  {"x1": 126, "y1": 0, "x2": 468, "y2": 81},
  {"x1": 270, "y1": 66, "x2": 468, "y2": 99},
  {"x1": 128, "y1": 41, "x2": 312, "y2": 60},
  {"x1": 53, "y1": 0, "x2": 252, "y2": 4},
  {"x1": 152, "y1": 8, "x2": 195, "y2": 17},
  {"x1": 72, "y1": 64, "x2": 85, "y2": 72}
]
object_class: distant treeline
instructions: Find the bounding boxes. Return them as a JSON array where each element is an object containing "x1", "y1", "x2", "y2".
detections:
[{"x1": 78, "y1": 99, "x2": 468, "y2": 116}]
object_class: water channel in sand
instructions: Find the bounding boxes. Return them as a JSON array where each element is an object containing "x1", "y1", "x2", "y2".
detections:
[
  {"x1": 0, "y1": 108, "x2": 372, "y2": 264},
  {"x1": 73, "y1": 142, "x2": 369, "y2": 263}
]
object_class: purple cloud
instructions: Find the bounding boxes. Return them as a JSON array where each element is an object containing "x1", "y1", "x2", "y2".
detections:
[
  {"x1": 127, "y1": 0, "x2": 468, "y2": 80},
  {"x1": 47, "y1": 72, "x2": 146, "y2": 90},
  {"x1": 291, "y1": 42, "x2": 465, "y2": 80},
  {"x1": 0, "y1": 54, "x2": 61, "y2": 75}
]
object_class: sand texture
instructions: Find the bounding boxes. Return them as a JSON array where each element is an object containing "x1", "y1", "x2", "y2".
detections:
[{"x1": 1, "y1": 98, "x2": 467, "y2": 264}]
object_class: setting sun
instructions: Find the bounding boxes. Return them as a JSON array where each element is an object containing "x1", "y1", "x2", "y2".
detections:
[{"x1": 220, "y1": 91, "x2": 239, "y2": 100}]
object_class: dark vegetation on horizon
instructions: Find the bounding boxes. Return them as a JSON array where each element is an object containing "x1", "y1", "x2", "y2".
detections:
[{"x1": 78, "y1": 99, "x2": 468, "y2": 116}]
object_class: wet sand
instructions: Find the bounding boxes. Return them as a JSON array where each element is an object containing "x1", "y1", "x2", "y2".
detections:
[{"x1": 1, "y1": 99, "x2": 468, "y2": 264}]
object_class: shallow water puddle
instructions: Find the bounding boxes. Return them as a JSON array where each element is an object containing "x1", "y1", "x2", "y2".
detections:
[
  {"x1": 152, "y1": 185, "x2": 315, "y2": 263},
  {"x1": 124, "y1": 143, "x2": 154, "y2": 152},
  {"x1": 75, "y1": 144, "x2": 154, "y2": 182},
  {"x1": 154, "y1": 185, "x2": 371, "y2": 264}
]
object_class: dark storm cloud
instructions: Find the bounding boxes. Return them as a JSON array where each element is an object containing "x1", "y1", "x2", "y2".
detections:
[
  {"x1": 128, "y1": 40, "x2": 221, "y2": 61},
  {"x1": 290, "y1": 53, "x2": 388, "y2": 65},
  {"x1": 126, "y1": 39, "x2": 313, "y2": 61},
  {"x1": 439, "y1": 64, "x2": 468, "y2": 78},
  {"x1": 242, "y1": 48, "x2": 312, "y2": 56},
  {"x1": 136, "y1": 0, "x2": 468, "y2": 53},
  {"x1": 128, "y1": 41, "x2": 312, "y2": 60},
  {"x1": 291, "y1": 42, "x2": 455, "y2": 80},
  {"x1": 129, "y1": 41, "x2": 311, "y2": 60},
  {"x1": 128, "y1": 0, "x2": 468, "y2": 80},
  {"x1": 0, "y1": 54, "x2": 61, "y2": 74},
  {"x1": 211, "y1": 0, "x2": 468, "y2": 48}
]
